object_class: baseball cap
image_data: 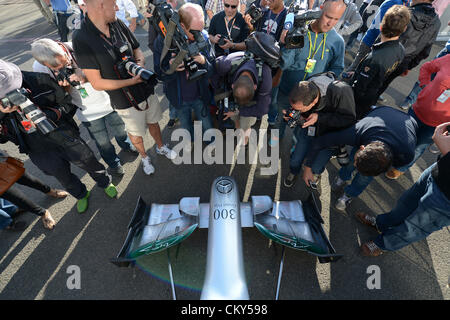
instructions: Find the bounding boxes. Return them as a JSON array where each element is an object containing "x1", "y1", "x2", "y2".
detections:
[{"x1": 0, "y1": 59, "x2": 23, "y2": 99}]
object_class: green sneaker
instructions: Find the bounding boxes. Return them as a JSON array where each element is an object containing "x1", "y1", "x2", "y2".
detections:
[
  {"x1": 77, "y1": 191, "x2": 90, "y2": 213},
  {"x1": 104, "y1": 183, "x2": 118, "y2": 198}
]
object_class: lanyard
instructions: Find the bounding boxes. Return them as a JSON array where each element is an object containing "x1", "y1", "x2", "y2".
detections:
[
  {"x1": 266, "y1": 12, "x2": 281, "y2": 35},
  {"x1": 307, "y1": 30, "x2": 327, "y2": 61},
  {"x1": 224, "y1": 16, "x2": 236, "y2": 40}
]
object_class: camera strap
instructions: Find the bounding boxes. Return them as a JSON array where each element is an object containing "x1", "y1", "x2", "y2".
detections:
[
  {"x1": 99, "y1": 28, "x2": 147, "y2": 111},
  {"x1": 160, "y1": 19, "x2": 188, "y2": 75}
]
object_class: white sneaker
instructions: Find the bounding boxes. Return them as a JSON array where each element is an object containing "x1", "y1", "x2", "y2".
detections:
[
  {"x1": 141, "y1": 156, "x2": 155, "y2": 175},
  {"x1": 156, "y1": 144, "x2": 177, "y2": 160},
  {"x1": 335, "y1": 194, "x2": 352, "y2": 211}
]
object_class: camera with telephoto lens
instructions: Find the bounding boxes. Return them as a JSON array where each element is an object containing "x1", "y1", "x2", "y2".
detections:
[
  {"x1": 285, "y1": 10, "x2": 322, "y2": 49},
  {"x1": 115, "y1": 42, "x2": 158, "y2": 85},
  {"x1": 1, "y1": 88, "x2": 57, "y2": 135},
  {"x1": 285, "y1": 108, "x2": 305, "y2": 128},
  {"x1": 148, "y1": 0, "x2": 208, "y2": 81},
  {"x1": 245, "y1": 3, "x2": 264, "y2": 25}
]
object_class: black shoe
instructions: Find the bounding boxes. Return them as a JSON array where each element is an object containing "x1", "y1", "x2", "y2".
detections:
[
  {"x1": 6, "y1": 220, "x2": 28, "y2": 232},
  {"x1": 284, "y1": 173, "x2": 297, "y2": 188},
  {"x1": 168, "y1": 119, "x2": 177, "y2": 128}
]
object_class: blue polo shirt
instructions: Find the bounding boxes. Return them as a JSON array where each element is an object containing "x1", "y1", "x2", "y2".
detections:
[{"x1": 50, "y1": 0, "x2": 71, "y2": 12}]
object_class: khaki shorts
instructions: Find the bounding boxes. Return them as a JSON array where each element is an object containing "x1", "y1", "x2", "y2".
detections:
[
  {"x1": 231, "y1": 114, "x2": 257, "y2": 131},
  {"x1": 116, "y1": 95, "x2": 163, "y2": 137}
]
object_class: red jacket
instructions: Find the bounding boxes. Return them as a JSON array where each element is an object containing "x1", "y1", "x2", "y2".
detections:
[{"x1": 414, "y1": 54, "x2": 450, "y2": 127}]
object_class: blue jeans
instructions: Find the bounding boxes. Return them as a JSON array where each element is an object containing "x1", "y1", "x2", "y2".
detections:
[
  {"x1": 177, "y1": 99, "x2": 213, "y2": 141},
  {"x1": 83, "y1": 111, "x2": 132, "y2": 168},
  {"x1": 374, "y1": 163, "x2": 450, "y2": 251},
  {"x1": 268, "y1": 86, "x2": 279, "y2": 125},
  {"x1": 396, "y1": 108, "x2": 435, "y2": 173},
  {"x1": 169, "y1": 103, "x2": 178, "y2": 120},
  {"x1": 339, "y1": 147, "x2": 374, "y2": 198},
  {"x1": 290, "y1": 127, "x2": 336, "y2": 175},
  {"x1": 0, "y1": 199, "x2": 18, "y2": 230}
]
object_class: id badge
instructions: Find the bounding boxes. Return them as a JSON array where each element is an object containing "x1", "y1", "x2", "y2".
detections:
[
  {"x1": 78, "y1": 87, "x2": 89, "y2": 99},
  {"x1": 307, "y1": 126, "x2": 316, "y2": 136},
  {"x1": 436, "y1": 89, "x2": 450, "y2": 103},
  {"x1": 305, "y1": 59, "x2": 316, "y2": 74}
]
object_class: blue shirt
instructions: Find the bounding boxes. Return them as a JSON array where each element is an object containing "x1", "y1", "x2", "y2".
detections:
[
  {"x1": 362, "y1": 0, "x2": 410, "y2": 48},
  {"x1": 50, "y1": 0, "x2": 71, "y2": 12},
  {"x1": 279, "y1": 27, "x2": 345, "y2": 95}
]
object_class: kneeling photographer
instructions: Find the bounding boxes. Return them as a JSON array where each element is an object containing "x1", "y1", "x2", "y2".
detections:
[
  {"x1": 0, "y1": 60, "x2": 117, "y2": 214},
  {"x1": 73, "y1": 0, "x2": 176, "y2": 177},
  {"x1": 272, "y1": 0, "x2": 346, "y2": 143},
  {"x1": 153, "y1": 2, "x2": 215, "y2": 143},
  {"x1": 283, "y1": 73, "x2": 356, "y2": 188}
]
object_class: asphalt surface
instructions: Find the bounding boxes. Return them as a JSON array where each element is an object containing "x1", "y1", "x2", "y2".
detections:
[{"x1": 0, "y1": 1, "x2": 449, "y2": 301}]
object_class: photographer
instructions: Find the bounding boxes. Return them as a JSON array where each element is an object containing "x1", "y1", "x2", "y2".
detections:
[
  {"x1": 270, "y1": 0, "x2": 346, "y2": 145},
  {"x1": 244, "y1": 0, "x2": 287, "y2": 42},
  {"x1": 356, "y1": 122, "x2": 450, "y2": 257},
  {"x1": 208, "y1": 0, "x2": 249, "y2": 57},
  {"x1": 73, "y1": 0, "x2": 176, "y2": 176},
  {"x1": 153, "y1": 2, "x2": 215, "y2": 142},
  {"x1": 283, "y1": 75, "x2": 356, "y2": 188},
  {"x1": 31, "y1": 38, "x2": 137, "y2": 176},
  {"x1": 302, "y1": 106, "x2": 418, "y2": 212},
  {"x1": 0, "y1": 59, "x2": 117, "y2": 214},
  {"x1": 213, "y1": 51, "x2": 272, "y2": 145}
]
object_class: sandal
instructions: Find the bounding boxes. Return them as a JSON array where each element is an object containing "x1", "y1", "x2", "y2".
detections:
[
  {"x1": 47, "y1": 189, "x2": 69, "y2": 199},
  {"x1": 42, "y1": 210, "x2": 56, "y2": 230}
]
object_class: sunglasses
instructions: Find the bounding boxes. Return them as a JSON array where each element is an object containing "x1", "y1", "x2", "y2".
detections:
[{"x1": 224, "y1": 3, "x2": 237, "y2": 9}]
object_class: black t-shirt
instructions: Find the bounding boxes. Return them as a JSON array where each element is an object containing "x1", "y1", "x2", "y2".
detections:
[
  {"x1": 72, "y1": 15, "x2": 151, "y2": 109},
  {"x1": 208, "y1": 11, "x2": 249, "y2": 57}
]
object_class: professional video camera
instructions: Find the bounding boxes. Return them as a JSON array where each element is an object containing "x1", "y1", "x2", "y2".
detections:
[
  {"x1": 114, "y1": 42, "x2": 158, "y2": 86},
  {"x1": 245, "y1": 3, "x2": 264, "y2": 25},
  {"x1": 147, "y1": 0, "x2": 208, "y2": 81},
  {"x1": 1, "y1": 88, "x2": 57, "y2": 135},
  {"x1": 284, "y1": 9, "x2": 322, "y2": 49}
]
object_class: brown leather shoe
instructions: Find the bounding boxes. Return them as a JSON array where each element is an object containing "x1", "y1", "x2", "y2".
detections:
[
  {"x1": 385, "y1": 168, "x2": 403, "y2": 180},
  {"x1": 355, "y1": 212, "x2": 379, "y2": 232},
  {"x1": 361, "y1": 241, "x2": 384, "y2": 257},
  {"x1": 47, "y1": 189, "x2": 69, "y2": 199}
]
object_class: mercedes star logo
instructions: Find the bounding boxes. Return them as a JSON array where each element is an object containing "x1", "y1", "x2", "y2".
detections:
[{"x1": 216, "y1": 179, "x2": 233, "y2": 194}]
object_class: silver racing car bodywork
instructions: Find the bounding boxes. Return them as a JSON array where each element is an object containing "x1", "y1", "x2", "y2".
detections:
[{"x1": 112, "y1": 176, "x2": 342, "y2": 299}]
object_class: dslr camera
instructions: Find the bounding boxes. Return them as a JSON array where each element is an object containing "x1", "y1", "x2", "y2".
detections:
[
  {"x1": 217, "y1": 35, "x2": 229, "y2": 46},
  {"x1": 245, "y1": 3, "x2": 264, "y2": 25},
  {"x1": 284, "y1": 108, "x2": 305, "y2": 129},
  {"x1": 114, "y1": 42, "x2": 158, "y2": 86},
  {"x1": 148, "y1": 0, "x2": 208, "y2": 81},
  {"x1": 1, "y1": 88, "x2": 57, "y2": 135},
  {"x1": 284, "y1": 10, "x2": 321, "y2": 49},
  {"x1": 56, "y1": 66, "x2": 81, "y2": 87}
]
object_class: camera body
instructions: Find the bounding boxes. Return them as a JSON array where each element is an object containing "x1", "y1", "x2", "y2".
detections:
[
  {"x1": 285, "y1": 108, "x2": 305, "y2": 128},
  {"x1": 284, "y1": 10, "x2": 321, "y2": 49},
  {"x1": 56, "y1": 66, "x2": 81, "y2": 87},
  {"x1": 1, "y1": 88, "x2": 57, "y2": 135},
  {"x1": 148, "y1": 0, "x2": 208, "y2": 81},
  {"x1": 218, "y1": 35, "x2": 229, "y2": 47},
  {"x1": 115, "y1": 43, "x2": 158, "y2": 85},
  {"x1": 246, "y1": 3, "x2": 264, "y2": 25}
]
